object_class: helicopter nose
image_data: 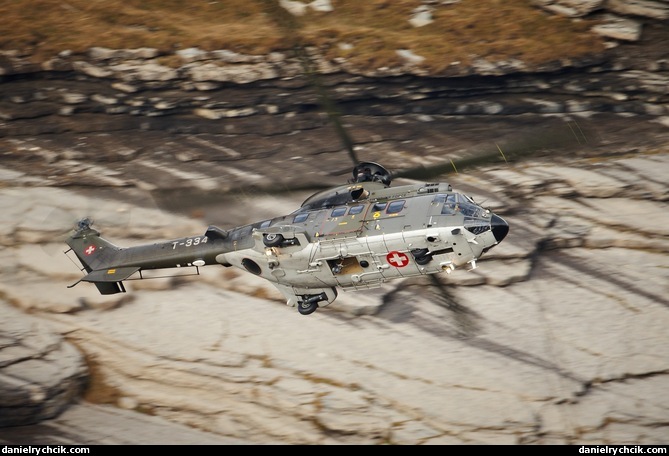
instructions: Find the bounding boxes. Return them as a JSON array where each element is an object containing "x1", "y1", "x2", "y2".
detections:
[{"x1": 491, "y1": 214, "x2": 509, "y2": 243}]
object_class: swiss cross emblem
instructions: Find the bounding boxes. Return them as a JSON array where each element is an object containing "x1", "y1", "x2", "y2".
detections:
[
  {"x1": 386, "y1": 251, "x2": 409, "y2": 268},
  {"x1": 85, "y1": 245, "x2": 96, "y2": 256}
]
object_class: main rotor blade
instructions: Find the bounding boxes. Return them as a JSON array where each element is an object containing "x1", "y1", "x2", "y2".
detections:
[
  {"x1": 258, "y1": 0, "x2": 359, "y2": 165},
  {"x1": 393, "y1": 121, "x2": 591, "y2": 181}
]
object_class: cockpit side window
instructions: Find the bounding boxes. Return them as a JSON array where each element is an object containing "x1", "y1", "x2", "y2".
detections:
[{"x1": 441, "y1": 194, "x2": 458, "y2": 214}]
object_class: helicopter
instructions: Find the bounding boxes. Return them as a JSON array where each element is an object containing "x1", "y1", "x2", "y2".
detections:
[
  {"x1": 63, "y1": 2, "x2": 514, "y2": 315},
  {"x1": 65, "y1": 161, "x2": 509, "y2": 315}
]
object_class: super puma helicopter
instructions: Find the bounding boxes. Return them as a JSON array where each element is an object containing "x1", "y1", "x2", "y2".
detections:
[{"x1": 65, "y1": 161, "x2": 509, "y2": 315}]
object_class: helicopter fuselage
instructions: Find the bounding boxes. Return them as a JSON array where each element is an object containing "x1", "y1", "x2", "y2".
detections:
[
  {"x1": 66, "y1": 177, "x2": 508, "y2": 315},
  {"x1": 215, "y1": 180, "x2": 509, "y2": 313}
]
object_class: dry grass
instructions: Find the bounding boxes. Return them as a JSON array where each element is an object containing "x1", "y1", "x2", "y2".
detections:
[{"x1": 0, "y1": 0, "x2": 605, "y2": 72}]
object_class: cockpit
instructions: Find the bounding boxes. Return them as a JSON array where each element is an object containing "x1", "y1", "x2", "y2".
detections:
[
  {"x1": 433, "y1": 193, "x2": 486, "y2": 218},
  {"x1": 432, "y1": 193, "x2": 503, "y2": 237}
]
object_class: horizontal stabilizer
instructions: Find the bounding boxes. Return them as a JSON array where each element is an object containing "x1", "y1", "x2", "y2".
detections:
[{"x1": 81, "y1": 266, "x2": 141, "y2": 283}]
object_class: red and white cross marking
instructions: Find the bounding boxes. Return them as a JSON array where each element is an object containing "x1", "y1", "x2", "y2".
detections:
[
  {"x1": 386, "y1": 251, "x2": 409, "y2": 268},
  {"x1": 85, "y1": 245, "x2": 96, "y2": 255}
]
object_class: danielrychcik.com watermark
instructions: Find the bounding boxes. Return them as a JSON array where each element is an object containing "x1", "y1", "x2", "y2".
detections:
[
  {"x1": 579, "y1": 446, "x2": 667, "y2": 455},
  {"x1": 2, "y1": 446, "x2": 90, "y2": 455}
]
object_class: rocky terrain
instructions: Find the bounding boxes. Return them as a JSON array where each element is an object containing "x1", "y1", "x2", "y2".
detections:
[
  {"x1": 1, "y1": 0, "x2": 668, "y2": 446},
  {"x1": 1, "y1": 134, "x2": 668, "y2": 445}
]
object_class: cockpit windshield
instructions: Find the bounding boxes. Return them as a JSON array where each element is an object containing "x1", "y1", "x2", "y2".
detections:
[
  {"x1": 435, "y1": 193, "x2": 485, "y2": 218},
  {"x1": 433, "y1": 193, "x2": 491, "y2": 234}
]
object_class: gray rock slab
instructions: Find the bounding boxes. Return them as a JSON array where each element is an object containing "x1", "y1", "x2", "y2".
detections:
[
  {"x1": 0, "y1": 303, "x2": 87, "y2": 427},
  {"x1": 1, "y1": 143, "x2": 668, "y2": 444},
  {"x1": 0, "y1": 402, "x2": 249, "y2": 445}
]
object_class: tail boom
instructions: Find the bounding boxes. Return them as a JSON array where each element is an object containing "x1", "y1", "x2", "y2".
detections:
[{"x1": 65, "y1": 219, "x2": 226, "y2": 295}]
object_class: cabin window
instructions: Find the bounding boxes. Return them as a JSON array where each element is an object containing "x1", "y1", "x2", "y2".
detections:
[
  {"x1": 331, "y1": 207, "x2": 347, "y2": 217},
  {"x1": 387, "y1": 200, "x2": 405, "y2": 214},
  {"x1": 373, "y1": 202, "x2": 387, "y2": 211},
  {"x1": 348, "y1": 204, "x2": 364, "y2": 215},
  {"x1": 293, "y1": 213, "x2": 309, "y2": 223},
  {"x1": 229, "y1": 225, "x2": 253, "y2": 241}
]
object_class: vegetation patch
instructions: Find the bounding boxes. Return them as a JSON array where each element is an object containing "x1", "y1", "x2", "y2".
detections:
[{"x1": 1, "y1": 0, "x2": 605, "y2": 73}]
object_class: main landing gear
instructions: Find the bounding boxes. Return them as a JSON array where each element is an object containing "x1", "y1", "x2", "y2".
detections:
[
  {"x1": 263, "y1": 233, "x2": 285, "y2": 247},
  {"x1": 411, "y1": 248, "x2": 433, "y2": 265},
  {"x1": 263, "y1": 233, "x2": 301, "y2": 248},
  {"x1": 297, "y1": 292, "x2": 328, "y2": 315}
]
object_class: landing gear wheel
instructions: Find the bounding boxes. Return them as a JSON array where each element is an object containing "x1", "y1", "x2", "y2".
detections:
[
  {"x1": 263, "y1": 233, "x2": 285, "y2": 247},
  {"x1": 415, "y1": 254, "x2": 433, "y2": 265},
  {"x1": 412, "y1": 248, "x2": 433, "y2": 265},
  {"x1": 297, "y1": 301, "x2": 319, "y2": 315}
]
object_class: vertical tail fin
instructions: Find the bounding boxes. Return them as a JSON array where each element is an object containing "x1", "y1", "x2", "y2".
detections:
[
  {"x1": 66, "y1": 219, "x2": 125, "y2": 295},
  {"x1": 66, "y1": 219, "x2": 120, "y2": 272}
]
